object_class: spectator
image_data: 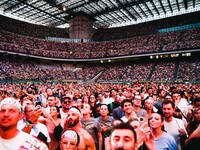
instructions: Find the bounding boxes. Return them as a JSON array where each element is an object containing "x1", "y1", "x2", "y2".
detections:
[
  {"x1": 17, "y1": 104, "x2": 51, "y2": 146},
  {"x1": 128, "y1": 118, "x2": 154, "y2": 150},
  {"x1": 0, "y1": 97, "x2": 48, "y2": 150},
  {"x1": 81, "y1": 103, "x2": 102, "y2": 150},
  {"x1": 171, "y1": 91, "x2": 188, "y2": 123},
  {"x1": 109, "y1": 122, "x2": 137, "y2": 150},
  {"x1": 186, "y1": 107, "x2": 200, "y2": 136},
  {"x1": 60, "y1": 94, "x2": 73, "y2": 119},
  {"x1": 45, "y1": 95, "x2": 56, "y2": 114},
  {"x1": 59, "y1": 129, "x2": 80, "y2": 150},
  {"x1": 149, "y1": 112, "x2": 178, "y2": 150},
  {"x1": 39, "y1": 106, "x2": 61, "y2": 150},
  {"x1": 143, "y1": 96, "x2": 155, "y2": 119},
  {"x1": 75, "y1": 98, "x2": 83, "y2": 112},
  {"x1": 153, "y1": 89, "x2": 166, "y2": 114},
  {"x1": 120, "y1": 99, "x2": 137, "y2": 123},
  {"x1": 97, "y1": 104, "x2": 114, "y2": 150},
  {"x1": 53, "y1": 106, "x2": 96, "y2": 150},
  {"x1": 186, "y1": 96, "x2": 200, "y2": 122},
  {"x1": 132, "y1": 94, "x2": 148, "y2": 120},
  {"x1": 185, "y1": 107, "x2": 200, "y2": 150},
  {"x1": 112, "y1": 95, "x2": 126, "y2": 120},
  {"x1": 88, "y1": 94, "x2": 100, "y2": 118},
  {"x1": 162, "y1": 100, "x2": 188, "y2": 150}
]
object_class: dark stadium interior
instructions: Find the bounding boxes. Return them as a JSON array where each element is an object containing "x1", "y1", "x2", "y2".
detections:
[
  {"x1": 1, "y1": 0, "x2": 198, "y2": 27},
  {"x1": 1, "y1": 2, "x2": 200, "y2": 150}
]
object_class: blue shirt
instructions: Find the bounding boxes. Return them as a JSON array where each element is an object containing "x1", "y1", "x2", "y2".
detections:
[{"x1": 155, "y1": 132, "x2": 178, "y2": 150}]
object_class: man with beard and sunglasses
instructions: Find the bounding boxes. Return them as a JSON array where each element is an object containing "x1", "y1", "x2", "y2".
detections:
[
  {"x1": 54, "y1": 106, "x2": 96, "y2": 150},
  {"x1": 60, "y1": 94, "x2": 74, "y2": 119}
]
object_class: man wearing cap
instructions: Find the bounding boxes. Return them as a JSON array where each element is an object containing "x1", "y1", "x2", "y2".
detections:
[
  {"x1": 0, "y1": 97, "x2": 49, "y2": 150},
  {"x1": 54, "y1": 106, "x2": 96, "y2": 150},
  {"x1": 60, "y1": 94, "x2": 73, "y2": 119}
]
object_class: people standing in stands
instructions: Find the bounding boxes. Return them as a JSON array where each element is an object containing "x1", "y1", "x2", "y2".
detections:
[
  {"x1": 72, "y1": 89, "x2": 81, "y2": 102},
  {"x1": 185, "y1": 107, "x2": 200, "y2": 150},
  {"x1": 82, "y1": 94, "x2": 89, "y2": 104},
  {"x1": 96, "y1": 93, "x2": 107, "y2": 115},
  {"x1": 112, "y1": 95, "x2": 126, "y2": 120},
  {"x1": 143, "y1": 96, "x2": 155, "y2": 119},
  {"x1": 153, "y1": 89, "x2": 166, "y2": 114},
  {"x1": 165, "y1": 94, "x2": 173, "y2": 101},
  {"x1": 109, "y1": 89, "x2": 118, "y2": 104},
  {"x1": 97, "y1": 104, "x2": 114, "y2": 150},
  {"x1": 103, "y1": 91, "x2": 113, "y2": 105},
  {"x1": 96, "y1": 93, "x2": 105, "y2": 105},
  {"x1": 132, "y1": 94, "x2": 148, "y2": 120},
  {"x1": 171, "y1": 91, "x2": 188, "y2": 127},
  {"x1": 109, "y1": 93, "x2": 121, "y2": 113},
  {"x1": 109, "y1": 122, "x2": 138, "y2": 150},
  {"x1": 59, "y1": 129, "x2": 80, "y2": 150},
  {"x1": 75, "y1": 98, "x2": 83, "y2": 112},
  {"x1": 59, "y1": 94, "x2": 73, "y2": 119},
  {"x1": 162, "y1": 100, "x2": 188, "y2": 150},
  {"x1": 0, "y1": 97, "x2": 49, "y2": 150},
  {"x1": 149, "y1": 112, "x2": 178, "y2": 150},
  {"x1": 88, "y1": 94, "x2": 100, "y2": 118},
  {"x1": 143, "y1": 87, "x2": 154, "y2": 99},
  {"x1": 44, "y1": 95, "x2": 56, "y2": 114},
  {"x1": 128, "y1": 118, "x2": 154, "y2": 150},
  {"x1": 17, "y1": 104, "x2": 51, "y2": 147},
  {"x1": 38, "y1": 106, "x2": 61, "y2": 150},
  {"x1": 81, "y1": 103, "x2": 102, "y2": 150},
  {"x1": 120, "y1": 99, "x2": 137, "y2": 123},
  {"x1": 186, "y1": 96, "x2": 200, "y2": 122},
  {"x1": 53, "y1": 106, "x2": 96, "y2": 150}
]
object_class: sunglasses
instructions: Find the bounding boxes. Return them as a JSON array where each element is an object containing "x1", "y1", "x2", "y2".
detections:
[{"x1": 63, "y1": 101, "x2": 71, "y2": 104}]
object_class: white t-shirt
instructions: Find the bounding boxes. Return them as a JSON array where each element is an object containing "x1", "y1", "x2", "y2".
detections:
[
  {"x1": 59, "y1": 108, "x2": 69, "y2": 119},
  {"x1": 0, "y1": 130, "x2": 49, "y2": 150},
  {"x1": 164, "y1": 117, "x2": 187, "y2": 150},
  {"x1": 17, "y1": 121, "x2": 51, "y2": 143},
  {"x1": 121, "y1": 116, "x2": 129, "y2": 123}
]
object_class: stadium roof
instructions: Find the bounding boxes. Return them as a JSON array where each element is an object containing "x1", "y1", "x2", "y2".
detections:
[{"x1": 0, "y1": 0, "x2": 200, "y2": 28}]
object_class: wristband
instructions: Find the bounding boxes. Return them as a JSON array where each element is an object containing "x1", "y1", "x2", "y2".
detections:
[
  {"x1": 27, "y1": 120, "x2": 34, "y2": 124},
  {"x1": 25, "y1": 121, "x2": 34, "y2": 128}
]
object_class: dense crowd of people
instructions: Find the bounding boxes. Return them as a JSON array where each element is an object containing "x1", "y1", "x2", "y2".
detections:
[
  {"x1": 0, "y1": 27, "x2": 200, "y2": 59},
  {"x1": 0, "y1": 10, "x2": 200, "y2": 150},
  {"x1": 0, "y1": 81, "x2": 200, "y2": 150},
  {"x1": 0, "y1": 57, "x2": 199, "y2": 82}
]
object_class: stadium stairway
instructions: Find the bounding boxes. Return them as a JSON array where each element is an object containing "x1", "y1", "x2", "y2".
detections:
[
  {"x1": 147, "y1": 63, "x2": 156, "y2": 80},
  {"x1": 90, "y1": 70, "x2": 104, "y2": 82},
  {"x1": 174, "y1": 61, "x2": 179, "y2": 80}
]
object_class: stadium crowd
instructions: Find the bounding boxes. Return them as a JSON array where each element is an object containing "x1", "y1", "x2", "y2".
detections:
[
  {"x1": 0, "y1": 57, "x2": 199, "y2": 82},
  {"x1": 0, "y1": 81, "x2": 200, "y2": 150},
  {"x1": 0, "y1": 28, "x2": 200, "y2": 59},
  {"x1": 0, "y1": 11, "x2": 200, "y2": 150}
]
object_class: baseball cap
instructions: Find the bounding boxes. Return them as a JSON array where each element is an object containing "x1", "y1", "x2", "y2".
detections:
[{"x1": 61, "y1": 94, "x2": 73, "y2": 102}]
